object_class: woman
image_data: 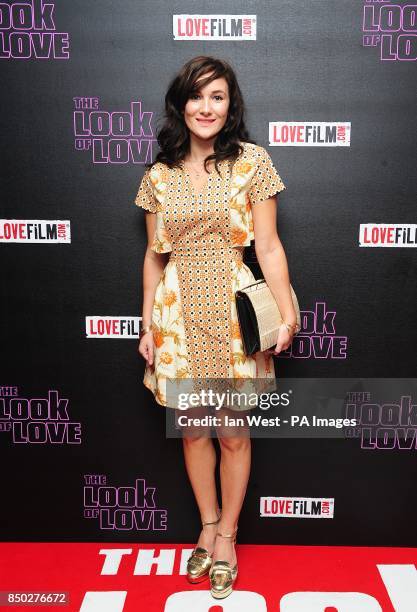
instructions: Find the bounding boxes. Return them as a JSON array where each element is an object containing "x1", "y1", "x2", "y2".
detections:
[{"x1": 135, "y1": 56, "x2": 298, "y2": 599}]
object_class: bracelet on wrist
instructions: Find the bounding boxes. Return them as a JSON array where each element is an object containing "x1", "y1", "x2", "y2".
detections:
[
  {"x1": 281, "y1": 320, "x2": 300, "y2": 335},
  {"x1": 139, "y1": 324, "x2": 152, "y2": 339}
]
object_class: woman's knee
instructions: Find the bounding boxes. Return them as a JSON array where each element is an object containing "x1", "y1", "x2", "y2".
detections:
[
  {"x1": 217, "y1": 435, "x2": 250, "y2": 453},
  {"x1": 182, "y1": 430, "x2": 213, "y2": 445}
]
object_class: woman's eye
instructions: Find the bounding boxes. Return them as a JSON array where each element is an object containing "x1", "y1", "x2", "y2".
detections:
[{"x1": 190, "y1": 94, "x2": 223, "y2": 101}]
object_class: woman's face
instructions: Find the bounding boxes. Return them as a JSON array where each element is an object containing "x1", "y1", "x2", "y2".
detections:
[{"x1": 183, "y1": 74, "x2": 230, "y2": 142}]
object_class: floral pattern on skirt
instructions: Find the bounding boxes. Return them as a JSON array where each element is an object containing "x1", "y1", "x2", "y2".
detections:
[{"x1": 144, "y1": 257, "x2": 276, "y2": 408}]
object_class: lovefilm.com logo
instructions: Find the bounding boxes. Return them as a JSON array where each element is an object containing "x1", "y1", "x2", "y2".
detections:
[
  {"x1": 172, "y1": 14, "x2": 256, "y2": 40},
  {"x1": 269, "y1": 122, "x2": 351, "y2": 146},
  {"x1": 260, "y1": 496, "x2": 334, "y2": 519},
  {"x1": 0, "y1": 219, "x2": 71, "y2": 243},
  {"x1": 359, "y1": 223, "x2": 417, "y2": 247},
  {"x1": 85, "y1": 315, "x2": 142, "y2": 338}
]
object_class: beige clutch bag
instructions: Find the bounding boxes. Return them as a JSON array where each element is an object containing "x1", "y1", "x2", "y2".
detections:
[{"x1": 235, "y1": 279, "x2": 301, "y2": 355}]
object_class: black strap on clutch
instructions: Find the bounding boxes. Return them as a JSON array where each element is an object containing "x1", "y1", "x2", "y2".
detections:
[{"x1": 235, "y1": 284, "x2": 263, "y2": 356}]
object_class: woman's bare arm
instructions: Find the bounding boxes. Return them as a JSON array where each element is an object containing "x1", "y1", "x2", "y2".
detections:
[
  {"x1": 141, "y1": 212, "x2": 169, "y2": 326},
  {"x1": 251, "y1": 195, "x2": 297, "y2": 328}
]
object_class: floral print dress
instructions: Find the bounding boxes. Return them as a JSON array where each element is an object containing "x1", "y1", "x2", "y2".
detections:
[{"x1": 134, "y1": 141, "x2": 286, "y2": 408}]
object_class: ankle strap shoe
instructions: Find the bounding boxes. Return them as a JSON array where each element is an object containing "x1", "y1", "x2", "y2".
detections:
[
  {"x1": 209, "y1": 527, "x2": 238, "y2": 598},
  {"x1": 186, "y1": 509, "x2": 221, "y2": 583}
]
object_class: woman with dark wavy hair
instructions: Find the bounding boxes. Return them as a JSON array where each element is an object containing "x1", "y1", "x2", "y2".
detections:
[{"x1": 134, "y1": 55, "x2": 297, "y2": 599}]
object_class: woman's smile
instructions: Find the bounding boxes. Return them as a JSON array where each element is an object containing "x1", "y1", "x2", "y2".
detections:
[{"x1": 196, "y1": 118, "x2": 216, "y2": 125}]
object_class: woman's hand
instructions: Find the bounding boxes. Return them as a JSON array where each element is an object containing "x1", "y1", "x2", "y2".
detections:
[
  {"x1": 266, "y1": 323, "x2": 295, "y2": 356},
  {"x1": 138, "y1": 330, "x2": 154, "y2": 367}
]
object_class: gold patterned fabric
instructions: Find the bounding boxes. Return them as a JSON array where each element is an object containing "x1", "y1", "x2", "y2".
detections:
[{"x1": 134, "y1": 142, "x2": 286, "y2": 408}]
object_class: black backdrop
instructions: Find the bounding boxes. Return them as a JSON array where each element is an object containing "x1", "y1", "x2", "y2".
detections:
[{"x1": 1, "y1": 0, "x2": 417, "y2": 545}]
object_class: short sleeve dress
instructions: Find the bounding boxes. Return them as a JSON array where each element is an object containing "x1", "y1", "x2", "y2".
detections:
[{"x1": 134, "y1": 141, "x2": 286, "y2": 408}]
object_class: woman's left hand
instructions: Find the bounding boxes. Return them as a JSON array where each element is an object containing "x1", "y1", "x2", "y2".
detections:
[{"x1": 266, "y1": 323, "x2": 294, "y2": 356}]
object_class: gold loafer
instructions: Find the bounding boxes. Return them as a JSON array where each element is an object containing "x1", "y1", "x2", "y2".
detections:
[
  {"x1": 209, "y1": 528, "x2": 238, "y2": 599},
  {"x1": 186, "y1": 509, "x2": 221, "y2": 583}
]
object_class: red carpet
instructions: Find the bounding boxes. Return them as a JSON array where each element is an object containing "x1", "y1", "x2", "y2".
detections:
[{"x1": 0, "y1": 543, "x2": 416, "y2": 610}]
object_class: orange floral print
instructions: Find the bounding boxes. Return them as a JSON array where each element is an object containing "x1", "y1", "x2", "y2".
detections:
[
  {"x1": 163, "y1": 290, "x2": 177, "y2": 307},
  {"x1": 231, "y1": 227, "x2": 248, "y2": 246},
  {"x1": 153, "y1": 329, "x2": 164, "y2": 349},
  {"x1": 160, "y1": 352, "x2": 173, "y2": 365},
  {"x1": 231, "y1": 321, "x2": 242, "y2": 340},
  {"x1": 234, "y1": 161, "x2": 253, "y2": 174}
]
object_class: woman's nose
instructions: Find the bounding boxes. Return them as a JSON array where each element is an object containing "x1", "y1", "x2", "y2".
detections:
[{"x1": 201, "y1": 98, "x2": 211, "y2": 113}]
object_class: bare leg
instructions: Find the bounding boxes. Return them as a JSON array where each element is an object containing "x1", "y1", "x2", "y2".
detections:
[
  {"x1": 212, "y1": 407, "x2": 251, "y2": 566},
  {"x1": 179, "y1": 406, "x2": 221, "y2": 553}
]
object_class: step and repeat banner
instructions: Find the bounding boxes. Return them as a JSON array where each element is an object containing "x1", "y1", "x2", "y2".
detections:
[{"x1": 1, "y1": 1, "x2": 417, "y2": 546}]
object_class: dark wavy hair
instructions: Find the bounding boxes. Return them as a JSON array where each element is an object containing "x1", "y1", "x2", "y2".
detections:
[{"x1": 146, "y1": 55, "x2": 256, "y2": 175}]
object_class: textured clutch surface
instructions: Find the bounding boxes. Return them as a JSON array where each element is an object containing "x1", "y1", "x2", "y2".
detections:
[{"x1": 235, "y1": 279, "x2": 301, "y2": 356}]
